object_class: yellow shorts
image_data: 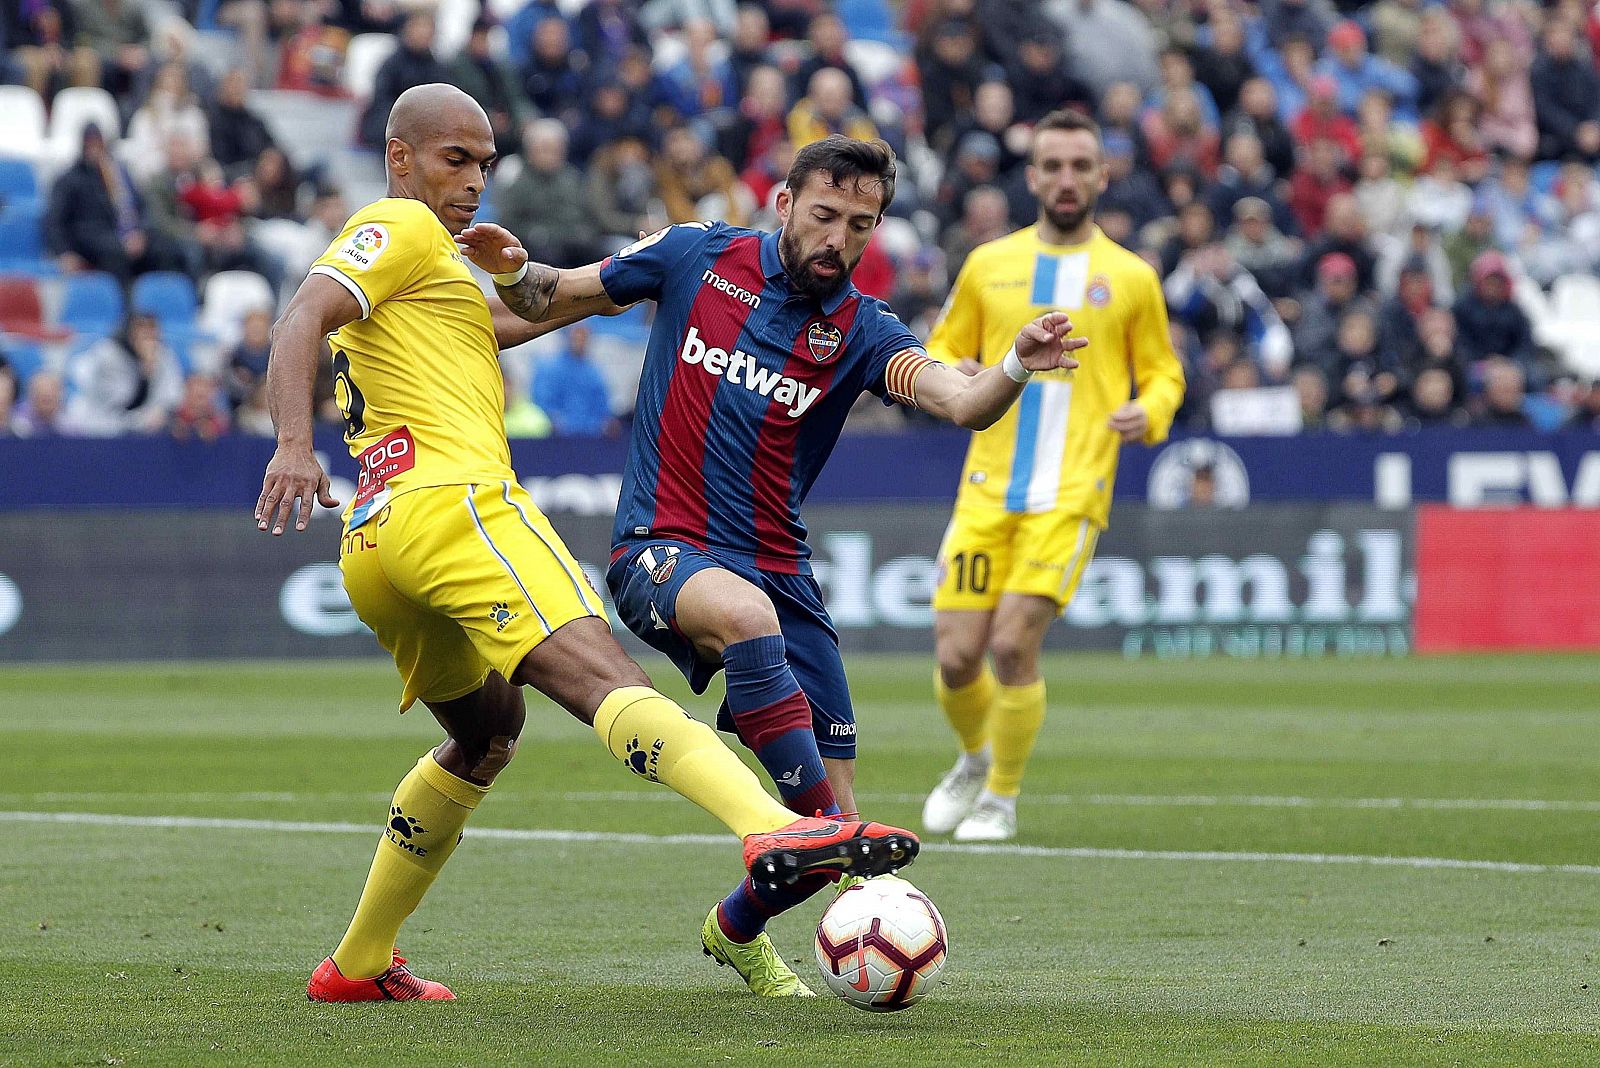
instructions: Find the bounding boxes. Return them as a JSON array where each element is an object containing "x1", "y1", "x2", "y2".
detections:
[
  {"x1": 340, "y1": 480, "x2": 605, "y2": 710},
  {"x1": 931, "y1": 506, "x2": 1101, "y2": 613}
]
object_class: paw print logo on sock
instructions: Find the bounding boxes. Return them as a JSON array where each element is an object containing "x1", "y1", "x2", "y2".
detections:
[
  {"x1": 623, "y1": 735, "x2": 665, "y2": 782},
  {"x1": 386, "y1": 806, "x2": 430, "y2": 856},
  {"x1": 389, "y1": 805, "x2": 424, "y2": 839},
  {"x1": 489, "y1": 601, "x2": 520, "y2": 633}
]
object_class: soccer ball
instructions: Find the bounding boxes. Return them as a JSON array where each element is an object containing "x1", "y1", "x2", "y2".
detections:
[{"x1": 814, "y1": 876, "x2": 948, "y2": 1011}]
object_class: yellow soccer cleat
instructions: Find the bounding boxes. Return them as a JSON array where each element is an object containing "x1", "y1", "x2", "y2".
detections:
[{"x1": 700, "y1": 907, "x2": 816, "y2": 998}]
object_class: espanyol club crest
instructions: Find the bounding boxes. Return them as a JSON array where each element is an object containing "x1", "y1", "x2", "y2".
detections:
[
  {"x1": 807, "y1": 321, "x2": 842, "y2": 362},
  {"x1": 1087, "y1": 274, "x2": 1112, "y2": 307}
]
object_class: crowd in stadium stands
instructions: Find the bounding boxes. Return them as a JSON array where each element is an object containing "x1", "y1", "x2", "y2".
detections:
[{"x1": 3, "y1": 0, "x2": 1600, "y2": 440}]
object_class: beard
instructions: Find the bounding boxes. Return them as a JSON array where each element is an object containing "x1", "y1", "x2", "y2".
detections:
[
  {"x1": 779, "y1": 226, "x2": 855, "y2": 300},
  {"x1": 1042, "y1": 196, "x2": 1096, "y2": 235}
]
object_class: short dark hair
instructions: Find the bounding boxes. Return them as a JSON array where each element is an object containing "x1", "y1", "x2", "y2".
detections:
[
  {"x1": 784, "y1": 135, "x2": 898, "y2": 214},
  {"x1": 1033, "y1": 108, "x2": 1103, "y2": 149}
]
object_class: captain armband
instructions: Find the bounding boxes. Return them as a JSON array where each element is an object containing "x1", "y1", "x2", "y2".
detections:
[{"x1": 885, "y1": 349, "x2": 936, "y2": 408}]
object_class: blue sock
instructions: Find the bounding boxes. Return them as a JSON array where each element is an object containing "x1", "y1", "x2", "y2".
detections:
[
  {"x1": 723, "y1": 635, "x2": 839, "y2": 818},
  {"x1": 716, "y1": 874, "x2": 833, "y2": 944}
]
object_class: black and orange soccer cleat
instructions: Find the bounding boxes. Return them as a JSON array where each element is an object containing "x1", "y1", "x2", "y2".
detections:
[
  {"x1": 307, "y1": 952, "x2": 456, "y2": 1002},
  {"x1": 743, "y1": 816, "x2": 919, "y2": 890}
]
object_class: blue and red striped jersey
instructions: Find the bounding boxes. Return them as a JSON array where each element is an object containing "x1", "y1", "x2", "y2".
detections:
[{"x1": 600, "y1": 222, "x2": 929, "y2": 574}]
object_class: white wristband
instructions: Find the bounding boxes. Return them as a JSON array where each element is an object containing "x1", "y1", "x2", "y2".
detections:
[
  {"x1": 1001, "y1": 347, "x2": 1033, "y2": 383},
  {"x1": 492, "y1": 262, "x2": 529, "y2": 286}
]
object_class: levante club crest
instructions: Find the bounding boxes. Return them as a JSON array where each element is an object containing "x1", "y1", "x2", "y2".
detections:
[{"x1": 807, "y1": 321, "x2": 842, "y2": 362}]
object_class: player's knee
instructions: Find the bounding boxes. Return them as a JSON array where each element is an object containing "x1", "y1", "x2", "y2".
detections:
[
  {"x1": 988, "y1": 632, "x2": 1041, "y2": 683},
  {"x1": 468, "y1": 733, "x2": 519, "y2": 783},
  {"x1": 713, "y1": 596, "x2": 781, "y2": 649},
  {"x1": 935, "y1": 632, "x2": 986, "y2": 684}
]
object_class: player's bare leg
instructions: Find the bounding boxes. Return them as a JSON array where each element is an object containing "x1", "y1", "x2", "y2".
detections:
[
  {"x1": 510, "y1": 616, "x2": 915, "y2": 882},
  {"x1": 954, "y1": 593, "x2": 1056, "y2": 841},
  {"x1": 311, "y1": 674, "x2": 526, "y2": 1001},
  {"x1": 925, "y1": 609, "x2": 997, "y2": 833},
  {"x1": 673, "y1": 569, "x2": 843, "y2": 817},
  {"x1": 670, "y1": 569, "x2": 870, "y2": 994}
]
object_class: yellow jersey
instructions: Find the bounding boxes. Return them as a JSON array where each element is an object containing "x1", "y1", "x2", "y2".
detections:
[
  {"x1": 926, "y1": 225, "x2": 1185, "y2": 527},
  {"x1": 309, "y1": 197, "x2": 512, "y2": 528}
]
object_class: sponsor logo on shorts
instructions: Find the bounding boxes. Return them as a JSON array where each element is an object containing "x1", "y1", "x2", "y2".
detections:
[
  {"x1": 1024, "y1": 559, "x2": 1067, "y2": 572},
  {"x1": 637, "y1": 544, "x2": 681, "y2": 585},
  {"x1": 828, "y1": 723, "x2": 856, "y2": 737},
  {"x1": 490, "y1": 601, "x2": 520, "y2": 632},
  {"x1": 968, "y1": 471, "x2": 987, "y2": 485}
]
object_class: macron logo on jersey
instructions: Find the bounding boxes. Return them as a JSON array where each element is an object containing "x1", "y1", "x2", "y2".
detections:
[
  {"x1": 679, "y1": 326, "x2": 822, "y2": 418},
  {"x1": 702, "y1": 269, "x2": 761, "y2": 309}
]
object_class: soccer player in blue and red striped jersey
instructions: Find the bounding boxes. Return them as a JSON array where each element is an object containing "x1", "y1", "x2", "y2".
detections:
[{"x1": 466, "y1": 135, "x2": 1085, "y2": 996}]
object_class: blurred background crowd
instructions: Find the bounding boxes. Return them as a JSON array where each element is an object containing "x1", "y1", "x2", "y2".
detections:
[{"x1": 3, "y1": 0, "x2": 1600, "y2": 441}]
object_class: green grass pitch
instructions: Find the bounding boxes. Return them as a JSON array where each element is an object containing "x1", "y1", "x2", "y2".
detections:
[{"x1": 3, "y1": 654, "x2": 1598, "y2": 1066}]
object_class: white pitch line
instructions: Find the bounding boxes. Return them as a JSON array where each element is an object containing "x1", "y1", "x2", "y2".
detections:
[
  {"x1": 8, "y1": 810, "x2": 1600, "y2": 877},
  {"x1": 8, "y1": 791, "x2": 1600, "y2": 813}
]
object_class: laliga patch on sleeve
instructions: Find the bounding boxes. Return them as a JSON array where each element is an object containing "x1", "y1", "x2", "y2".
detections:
[
  {"x1": 335, "y1": 223, "x2": 390, "y2": 271},
  {"x1": 615, "y1": 227, "x2": 669, "y2": 259}
]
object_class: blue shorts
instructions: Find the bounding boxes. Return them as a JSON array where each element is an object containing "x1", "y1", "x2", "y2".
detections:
[{"x1": 606, "y1": 539, "x2": 858, "y2": 759}]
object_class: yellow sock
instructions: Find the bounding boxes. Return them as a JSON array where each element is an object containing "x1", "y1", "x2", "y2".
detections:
[
  {"x1": 935, "y1": 665, "x2": 995, "y2": 753},
  {"x1": 986, "y1": 679, "x2": 1046, "y2": 798},
  {"x1": 332, "y1": 751, "x2": 487, "y2": 979},
  {"x1": 592, "y1": 686, "x2": 795, "y2": 838}
]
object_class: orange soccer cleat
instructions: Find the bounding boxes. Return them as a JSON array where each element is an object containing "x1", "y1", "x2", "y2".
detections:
[
  {"x1": 743, "y1": 816, "x2": 919, "y2": 890},
  {"x1": 307, "y1": 952, "x2": 456, "y2": 1002}
]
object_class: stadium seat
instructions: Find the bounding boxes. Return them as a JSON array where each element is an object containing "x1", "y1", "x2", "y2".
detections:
[
  {"x1": 0, "y1": 85, "x2": 48, "y2": 163},
  {"x1": 345, "y1": 33, "x2": 397, "y2": 99},
  {"x1": 2, "y1": 339, "x2": 46, "y2": 382},
  {"x1": 60, "y1": 271, "x2": 126, "y2": 339},
  {"x1": 1535, "y1": 273, "x2": 1600, "y2": 379},
  {"x1": 434, "y1": 0, "x2": 481, "y2": 59},
  {"x1": 0, "y1": 159, "x2": 41, "y2": 213},
  {"x1": 837, "y1": 0, "x2": 907, "y2": 46},
  {"x1": 45, "y1": 86, "x2": 123, "y2": 164},
  {"x1": 131, "y1": 271, "x2": 200, "y2": 328},
  {"x1": 844, "y1": 40, "x2": 906, "y2": 89},
  {"x1": 200, "y1": 269, "x2": 275, "y2": 351},
  {"x1": 0, "y1": 275, "x2": 70, "y2": 341},
  {"x1": 0, "y1": 204, "x2": 48, "y2": 273}
]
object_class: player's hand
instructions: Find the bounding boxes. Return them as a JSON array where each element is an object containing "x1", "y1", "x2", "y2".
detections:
[
  {"x1": 456, "y1": 222, "x2": 531, "y2": 276},
  {"x1": 257, "y1": 446, "x2": 340, "y2": 535},
  {"x1": 1108, "y1": 401, "x2": 1148, "y2": 443},
  {"x1": 1015, "y1": 311, "x2": 1086, "y2": 373}
]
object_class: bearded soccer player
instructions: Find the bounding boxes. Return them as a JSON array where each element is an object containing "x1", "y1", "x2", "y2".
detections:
[
  {"x1": 257, "y1": 85, "x2": 923, "y2": 1003},
  {"x1": 919, "y1": 109, "x2": 1186, "y2": 842},
  {"x1": 473, "y1": 134, "x2": 1087, "y2": 996}
]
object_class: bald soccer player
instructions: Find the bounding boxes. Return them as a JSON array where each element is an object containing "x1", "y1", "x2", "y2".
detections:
[{"x1": 257, "y1": 85, "x2": 920, "y2": 1002}]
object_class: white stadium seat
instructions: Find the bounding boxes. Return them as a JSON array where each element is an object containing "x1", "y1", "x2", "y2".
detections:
[
  {"x1": 200, "y1": 270, "x2": 277, "y2": 358},
  {"x1": 344, "y1": 33, "x2": 398, "y2": 99},
  {"x1": 46, "y1": 86, "x2": 123, "y2": 167},
  {"x1": 434, "y1": 0, "x2": 481, "y2": 59},
  {"x1": 0, "y1": 85, "x2": 48, "y2": 162}
]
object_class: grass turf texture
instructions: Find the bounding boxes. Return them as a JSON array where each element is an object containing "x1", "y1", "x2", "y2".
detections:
[{"x1": 2, "y1": 654, "x2": 1597, "y2": 1067}]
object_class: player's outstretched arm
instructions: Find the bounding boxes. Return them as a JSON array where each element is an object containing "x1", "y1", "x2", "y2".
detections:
[
  {"x1": 912, "y1": 311, "x2": 1086, "y2": 431},
  {"x1": 457, "y1": 223, "x2": 622, "y2": 326},
  {"x1": 256, "y1": 274, "x2": 358, "y2": 535}
]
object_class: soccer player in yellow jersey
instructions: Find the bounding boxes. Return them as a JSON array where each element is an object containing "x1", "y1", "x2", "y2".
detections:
[
  {"x1": 920, "y1": 109, "x2": 1186, "y2": 842},
  {"x1": 256, "y1": 84, "x2": 921, "y2": 1002}
]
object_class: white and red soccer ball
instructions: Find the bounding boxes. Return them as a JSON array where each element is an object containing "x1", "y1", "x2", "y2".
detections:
[{"x1": 814, "y1": 876, "x2": 948, "y2": 1011}]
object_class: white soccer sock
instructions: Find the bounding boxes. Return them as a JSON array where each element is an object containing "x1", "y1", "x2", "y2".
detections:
[
  {"x1": 957, "y1": 746, "x2": 992, "y2": 776},
  {"x1": 975, "y1": 788, "x2": 1016, "y2": 815}
]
